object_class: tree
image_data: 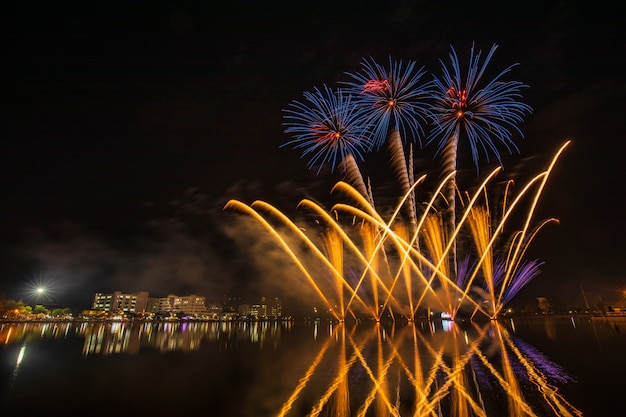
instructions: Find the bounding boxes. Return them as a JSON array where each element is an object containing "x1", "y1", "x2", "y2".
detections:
[{"x1": 33, "y1": 304, "x2": 50, "y2": 315}]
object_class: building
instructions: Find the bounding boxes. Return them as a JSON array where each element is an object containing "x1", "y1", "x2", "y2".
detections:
[
  {"x1": 262, "y1": 296, "x2": 282, "y2": 319},
  {"x1": 91, "y1": 292, "x2": 281, "y2": 320},
  {"x1": 92, "y1": 291, "x2": 149, "y2": 315},
  {"x1": 147, "y1": 294, "x2": 209, "y2": 316},
  {"x1": 238, "y1": 303, "x2": 262, "y2": 318},
  {"x1": 238, "y1": 297, "x2": 282, "y2": 319},
  {"x1": 146, "y1": 297, "x2": 172, "y2": 314},
  {"x1": 206, "y1": 302, "x2": 223, "y2": 315}
]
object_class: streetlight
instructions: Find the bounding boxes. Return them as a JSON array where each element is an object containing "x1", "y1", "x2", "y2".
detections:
[
  {"x1": 24, "y1": 275, "x2": 61, "y2": 308},
  {"x1": 34, "y1": 286, "x2": 48, "y2": 303}
]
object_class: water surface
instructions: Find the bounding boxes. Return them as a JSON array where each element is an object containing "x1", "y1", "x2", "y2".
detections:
[{"x1": 1, "y1": 316, "x2": 623, "y2": 416}]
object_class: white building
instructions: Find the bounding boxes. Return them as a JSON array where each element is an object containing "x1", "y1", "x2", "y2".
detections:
[
  {"x1": 92, "y1": 291, "x2": 149, "y2": 314},
  {"x1": 148, "y1": 294, "x2": 209, "y2": 316}
]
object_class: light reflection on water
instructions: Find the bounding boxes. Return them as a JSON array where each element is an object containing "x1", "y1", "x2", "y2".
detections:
[
  {"x1": 0, "y1": 319, "x2": 295, "y2": 355},
  {"x1": 1, "y1": 317, "x2": 624, "y2": 416}
]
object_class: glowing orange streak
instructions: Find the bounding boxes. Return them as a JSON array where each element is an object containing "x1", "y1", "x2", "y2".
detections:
[
  {"x1": 347, "y1": 331, "x2": 401, "y2": 417},
  {"x1": 299, "y1": 202, "x2": 402, "y2": 319},
  {"x1": 354, "y1": 331, "x2": 399, "y2": 417},
  {"x1": 224, "y1": 200, "x2": 340, "y2": 321},
  {"x1": 401, "y1": 172, "x2": 461, "y2": 318},
  {"x1": 493, "y1": 218, "x2": 559, "y2": 315},
  {"x1": 420, "y1": 214, "x2": 452, "y2": 313},
  {"x1": 503, "y1": 329, "x2": 583, "y2": 416},
  {"x1": 415, "y1": 167, "x2": 504, "y2": 315},
  {"x1": 333, "y1": 173, "x2": 439, "y2": 285},
  {"x1": 331, "y1": 171, "x2": 410, "y2": 320},
  {"x1": 251, "y1": 200, "x2": 374, "y2": 319},
  {"x1": 446, "y1": 330, "x2": 484, "y2": 417},
  {"x1": 332, "y1": 174, "x2": 428, "y2": 250},
  {"x1": 498, "y1": 140, "x2": 571, "y2": 306},
  {"x1": 331, "y1": 203, "x2": 446, "y2": 312},
  {"x1": 414, "y1": 324, "x2": 492, "y2": 415},
  {"x1": 502, "y1": 179, "x2": 515, "y2": 231},
  {"x1": 380, "y1": 325, "x2": 440, "y2": 416},
  {"x1": 411, "y1": 335, "x2": 452, "y2": 413},
  {"x1": 448, "y1": 363, "x2": 488, "y2": 417},
  {"x1": 427, "y1": 166, "x2": 502, "y2": 295},
  {"x1": 277, "y1": 330, "x2": 343, "y2": 417},
  {"x1": 505, "y1": 218, "x2": 560, "y2": 273},
  {"x1": 491, "y1": 323, "x2": 526, "y2": 417},
  {"x1": 294, "y1": 354, "x2": 356, "y2": 417},
  {"x1": 394, "y1": 224, "x2": 416, "y2": 318},
  {"x1": 469, "y1": 344, "x2": 539, "y2": 416},
  {"x1": 356, "y1": 176, "x2": 429, "y2": 319},
  {"x1": 298, "y1": 198, "x2": 386, "y2": 317},
  {"x1": 330, "y1": 177, "x2": 431, "y2": 318},
  {"x1": 504, "y1": 338, "x2": 573, "y2": 416},
  {"x1": 308, "y1": 338, "x2": 369, "y2": 416},
  {"x1": 360, "y1": 224, "x2": 383, "y2": 318},
  {"x1": 330, "y1": 326, "x2": 351, "y2": 417},
  {"x1": 331, "y1": 180, "x2": 436, "y2": 296},
  {"x1": 458, "y1": 174, "x2": 542, "y2": 318},
  {"x1": 454, "y1": 168, "x2": 554, "y2": 319},
  {"x1": 425, "y1": 340, "x2": 489, "y2": 416},
  {"x1": 363, "y1": 222, "x2": 416, "y2": 320},
  {"x1": 355, "y1": 357, "x2": 398, "y2": 417},
  {"x1": 465, "y1": 206, "x2": 496, "y2": 316},
  {"x1": 323, "y1": 229, "x2": 346, "y2": 319},
  {"x1": 381, "y1": 327, "x2": 416, "y2": 384}
]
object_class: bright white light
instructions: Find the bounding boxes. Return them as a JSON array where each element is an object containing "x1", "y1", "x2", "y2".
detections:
[
  {"x1": 23, "y1": 273, "x2": 61, "y2": 303},
  {"x1": 442, "y1": 320, "x2": 454, "y2": 332},
  {"x1": 16, "y1": 345, "x2": 26, "y2": 366}
]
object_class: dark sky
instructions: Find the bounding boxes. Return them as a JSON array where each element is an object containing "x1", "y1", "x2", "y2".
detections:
[{"x1": 0, "y1": 2, "x2": 624, "y2": 311}]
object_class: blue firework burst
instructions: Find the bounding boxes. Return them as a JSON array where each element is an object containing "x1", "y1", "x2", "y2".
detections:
[
  {"x1": 427, "y1": 43, "x2": 533, "y2": 171},
  {"x1": 281, "y1": 85, "x2": 373, "y2": 174},
  {"x1": 342, "y1": 56, "x2": 433, "y2": 150}
]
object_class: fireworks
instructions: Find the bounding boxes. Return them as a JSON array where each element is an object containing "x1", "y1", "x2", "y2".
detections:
[
  {"x1": 427, "y1": 43, "x2": 532, "y2": 172},
  {"x1": 342, "y1": 55, "x2": 433, "y2": 150},
  {"x1": 281, "y1": 85, "x2": 373, "y2": 174},
  {"x1": 227, "y1": 46, "x2": 574, "y2": 414},
  {"x1": 244, "y1": 44, "x2": 563, "y2": 321}
]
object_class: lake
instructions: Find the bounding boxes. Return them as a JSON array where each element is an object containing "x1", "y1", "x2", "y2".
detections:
[{"x1": 1, "y1": 316, "x2": 624, "y2": 416}]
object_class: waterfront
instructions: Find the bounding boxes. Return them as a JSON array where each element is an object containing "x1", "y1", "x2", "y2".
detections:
[{"x1": 1, "y1": 316, "x2": 624, "y2": 416}]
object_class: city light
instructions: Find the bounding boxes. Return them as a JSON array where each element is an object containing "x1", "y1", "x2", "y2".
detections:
[
  {"x1": 16, "y1": 345, "x2": 25, "y2": 366},
  {"x1": 20, "y1": 272, "x2": 61, "y2": 305}
]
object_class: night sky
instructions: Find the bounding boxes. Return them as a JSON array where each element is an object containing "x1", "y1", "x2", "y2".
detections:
[{"x1": 1, "y1": 3, "x2": 624, "y2": 312}]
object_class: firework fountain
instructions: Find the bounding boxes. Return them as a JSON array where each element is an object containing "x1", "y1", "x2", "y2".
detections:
[
  {"x1": 226, "y1": 44, "x2": 561, "y2": 322},
  {"x1": 224, "y1": 44, "x2": 577, "y2": 415},
  {"x1": 225, "y1": 140, "x2": 567, "y2": 322}
]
